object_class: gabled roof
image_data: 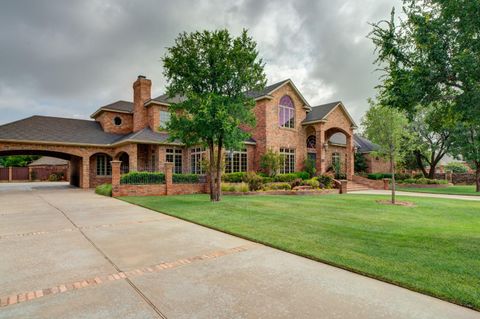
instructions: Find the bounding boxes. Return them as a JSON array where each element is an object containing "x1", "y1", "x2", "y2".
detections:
[
  {"x1": 145, "y1": 79, "x2": 311, "y2": 110},
  {"x1": 114, "y1": 128, "x2": 179, "y2": 146},
  {"x1": 302, "y1": 101, "x2": 357, "y2": 128},
  {"x1": 28, "y1": 156, "x2": 69, "y2": 166},
  {"x1": 90, "y1": 100, "x2": 133, "y2": 118},
  {"x1": 354, "y1": 134, "x2": 379, "y2": 153},
  {"x1": 0, "y1": 116, "x2": 125, "y2": 146}
]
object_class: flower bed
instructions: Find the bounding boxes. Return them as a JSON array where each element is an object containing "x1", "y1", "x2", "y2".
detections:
[{"x1": 223, "y1": 189, "x2": 339, "y2": 196}]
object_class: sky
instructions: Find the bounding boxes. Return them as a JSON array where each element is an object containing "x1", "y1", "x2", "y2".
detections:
[{"x1": 0, "y1": 0, "x2": 402, "y2": 125}]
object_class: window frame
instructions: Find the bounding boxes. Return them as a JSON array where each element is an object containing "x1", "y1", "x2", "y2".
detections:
[
  {"x1": 332, "y1": 152, "x2": 341, "y2": 165},
  {"x1": 225, "y1": 149, "x2": 248, "y2": 173},
  {"x1": 280, "y1": 148, "x2": 296, "y2": 174},
  {"x1": 96, "y1": 154, "x2": 112, "y2": 176},
  {"x1": 166, "y1": 148, "x2": 183, "y2": 174},
  {"x1": 190, "y1": 147, "x2": 205, "y2": 174},
  {"x1": 278, "y1": 95, "x2": 295, "y2": 129},
  {"x1": 159, "y1": 110, "x2": 171, "y2": 129}
]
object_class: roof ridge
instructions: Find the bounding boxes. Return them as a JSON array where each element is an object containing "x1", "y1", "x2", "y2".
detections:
[{"x1": 31, "y1": 115, "x2": 94, "y2": 122}]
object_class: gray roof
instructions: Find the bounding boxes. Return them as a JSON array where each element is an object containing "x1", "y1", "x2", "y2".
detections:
[
  {"x1": 28, "y1": 156, "x2": 69, "y2": 166},
  {"x1": 91, "y1": 100, "x2": 133, "y2": 118},
  {"x1": 116, "y1": 128, "x2": 174, "y2": 144},
  {"x1": 0, "y1": 116, "x2": 125, "y2": 145},
  {"x1": 150, "y1": 94, "x2": 186, "y2": 105},
  {"x1": 354, "y1": 134, "x2": 379, "y2": 153},
  {"x1": 302, "y1": 101, "x2": 341, "y2": 124}
]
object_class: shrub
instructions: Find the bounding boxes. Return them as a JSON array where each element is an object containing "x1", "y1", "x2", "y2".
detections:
[
  {"x1": 260, "y1": 149, "x2": 283, "y2": 177},
  {"x1": 416, "y1": 177, "x2": 429, "y2": 184},
  {"x1": 399, "y1": 178, "x2": 448, "y2": 185},
  {"x1": 244, "y1": 172, "x2": 263, "y2": 191},
  {"x1": 222, "y1": 172, "x2": 246, "y2": 183},
  {"x1": 354, "y1": 152, "x2": 368, "y2": 172},
  {"x1": 295, "y1": 171, "x2": 310, "y2": 180},
  {"x1": 395, "y1": 173, "x2": 411, "y2": 180},
  {"x1": 413, "y1": 173, "x2": 424, "y2": 179},
  {"x1": 263, "y1": 182, "x2": 291, "y2": 190},
  {"x1": 173, "y1": 174, "x2": 199, "y2": 184},
  {"x1": 95, "y1": 183, "x2": 112, "y2": 197},
  {"x1": 444, "y1": 162, "x2": 468, "y2": 173},
  {"x1": 304, "y1": 178, "x2": 320, "y2": 188},
  {"x1": 290, "y1": 178, "x2": 303, "y2": 188},
  {"x1": 273, "y1": 173, "x2": 298, "y2": 182},
  {"x1": 121, "y1": 171, "x2": 165, "y2": 184},
  {"x1": 303, "y1": 158, "x2": 316, "y2": 178},
  {"x1": 48, "y1": 173, "x2": 60, "y2": 181},
  {"x1": 317, "y1": 175, "x2": 333, "y2": 188},
  {"x1": 368, "y1": 173, "x2": 393, "y2": 180},
  {"x1": 221, "y1": 182, "x2": 249, "y2": 192}
]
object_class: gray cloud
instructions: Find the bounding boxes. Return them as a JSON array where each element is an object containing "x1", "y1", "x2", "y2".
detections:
[{"x1": 0, "y1": 0, "x2": 401, "y2": 125}]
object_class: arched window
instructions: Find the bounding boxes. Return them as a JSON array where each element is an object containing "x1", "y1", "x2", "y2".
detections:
[
  {"x1": 279, "y1": 95, "x2": 295, "y2": 128},
  {"x1": 306, "y1": 135, "x2": 316, "y2": 148}
]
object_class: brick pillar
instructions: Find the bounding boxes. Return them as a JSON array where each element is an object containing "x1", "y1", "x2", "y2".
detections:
[
  {"x1": 28, "y1": 167, "x2": 32, "y2": 181},
  {"x1": 129, "y1": 144, "x2": 138, "y2": 171},
  {"x1": 383, "y1": 178, "x2": 390, "y2": 190},
  {"x1": 8, "y1": 166, "x2": 12, "y2": 182},
  {"x1": 315, "y1": 125, "x2": 325, "y2": 174},
  {"x1": 80, "y1": 156, "x2": 90, "y2": 189},
  {"x1": 339, "y1": 180, "x2": 348, "y2": 194},
  {"x1": 346, "y1": 133, "x2": 354, "y2": 180},
  {"x1": 165, "y1": 162, "x2": 173, "y2": 195},
  {"x1": 110, "y1": 160, "x2": 122, "y2": 197}
]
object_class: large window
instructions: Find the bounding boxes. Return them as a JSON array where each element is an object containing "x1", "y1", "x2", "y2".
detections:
[
  {"x1": 160, "y1": 110, "x2": 171, "y2": 129},
  {"x1": 280, "y1": 148, "x2": 295, "y2": 174},
  {"x1": 279, "y1": 95, "x2": 295, "y2": 128},
  {"x1": 225, "y1": 149, "x2": 247, "y2": 173},
  {"x1": 190, "y1": 147, "x2": 205, "y2": 174},
  {"x1": 96, "y1": 154, "x2": 112, "y2": 176},
  {"x1": 166, "y1": 148, "x2": 183, "y2": 174},
  {"x1": 332, "y1": 152, "x2": 341, "y2": 165}
]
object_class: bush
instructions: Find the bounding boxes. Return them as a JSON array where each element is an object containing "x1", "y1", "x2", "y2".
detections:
[
  {"x1": 304, "y1": 178, "x2": 320, "y2": 188},
  {"x1": 260, "y1": 149, "x2": 283, "y2": 177},
  {"x1": 398, "y1": 178, "x2": 448, "y2": 185},
  {"x1": 368, "y1": 173, "x2": 393, "y2": 180},
  {"x1": 413, "y1": 173, "x2": 424, "y2": 179},
  {"x1": 273, "y1": 173, "x2": 298, "y2": 182},
  {"x1": 263, "y1": 182, "x2": 291, "y2": 191},
  {"x1": 244, "y1": 172, "x2": 263, "y2": 191},
  {"x1": 317, "y1": 175, "x2": 333, "y2": 188},
  {"x1": 173, "y1": 174, "x2": 199, "y2": 184},
  {"x1": 48, "y1": 173, "x2": 61, "y2": 181},
  {"x1": 395, "y1": 173, "x2": 411, "y2": 181},
  {"x1": 121, "y1": 171, "x2": 165, "y2": 184},
  {"x1": 444, "y1": 162, "x2": 468, "y2": 173},
  {"x1": 95, "y1": 183, "x2": 112, "y2": 197},
  {"x1": 295, "y1": 171, "x2": 310, "y2": 180},
  {"x1": 290, "y1": 178, "x2": 303, "y2": 188},
  {"x1": 222, "y1": 172, "x2": 246, "y2": 183},
  {"x1": 221, "y1": 182, "x2": 249, "y2": 192},
  {"x1": 304, "y1": 158, "x2": 316, "y2": 178}
]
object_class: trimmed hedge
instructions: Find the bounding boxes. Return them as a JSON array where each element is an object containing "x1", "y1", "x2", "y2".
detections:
[
  {"x1": 398, "y1": 178, "x2": 448, "y2": 185},
  {"x1": 222, "y1": 172, "x2": 246, "y2": 183},
  {"x1": 263, "y1": 182, "x2": 292, "y2": 190},
  {"x1": 95, "y1": 183, "x2": 112, "y2": 197},
  {"x1": 173, "y1": 174, "x2": 200, "y2": 184},
  {"x1": 368, "y1": 173, "x2": 393, "y2": 180},
  {"x1": 120, "y1": 172, "x2": 165, "y2": 184}
]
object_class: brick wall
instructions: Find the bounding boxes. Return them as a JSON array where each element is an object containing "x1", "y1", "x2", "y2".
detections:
[
  {"x1": 112, "y1": 182, "x2": 206, "y2": 197},
  {"x1": 95, "y1": 111, "x2": 133, "y2": 134},
  {"x1": 364, "y1": 153, "x2": 390, "y2": 173},
  {"x1": 133, "y1": 76, "x2": 151, "y2": 132}
]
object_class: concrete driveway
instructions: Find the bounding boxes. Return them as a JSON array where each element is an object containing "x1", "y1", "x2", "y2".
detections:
[{"x1": 0, "y1": 183, "x2": 478, "y2": 319}]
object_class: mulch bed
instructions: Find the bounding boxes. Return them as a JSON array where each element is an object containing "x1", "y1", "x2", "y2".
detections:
[{"x1": 376, "y1": 200, "x2": 416, "y2": 207}]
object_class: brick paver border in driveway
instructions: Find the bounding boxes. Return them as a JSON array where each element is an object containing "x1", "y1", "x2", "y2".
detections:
[{"x1": 0, "y1": 183, "x2": 479, "y2": 319}]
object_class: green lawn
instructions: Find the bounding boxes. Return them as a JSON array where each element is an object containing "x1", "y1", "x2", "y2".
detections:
[
  {"x1": 397, "y1": 185, "x2": 480, "y2": 196},
  {"x1": 121, "y1": 194, "x2": 480, "y2": 310}
]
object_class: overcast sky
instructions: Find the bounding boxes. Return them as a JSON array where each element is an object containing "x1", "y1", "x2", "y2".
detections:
[{"x1": 0, "y1": 0, "x2": 401, "y2": 125}]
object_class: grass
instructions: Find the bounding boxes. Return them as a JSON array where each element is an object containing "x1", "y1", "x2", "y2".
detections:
[
  {"x1": 397, "y1": 185, "x2": 480, "y2": 196},
  {"x1": 121, "y1": 193, "x2": 480, "y2": 310},
  {"x1": 95, "y1": 183, "x2": 112, "y2": 196}
]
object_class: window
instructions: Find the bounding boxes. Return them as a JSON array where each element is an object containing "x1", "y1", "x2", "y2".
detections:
[
  {"x1": 190, "y1": 147, "x2": 205, "y2": 174},
  {"x1": 306, "y1": 135, "x2": 316, "y2": 148},
  {"x1": 160, "y1": 110, "x2": 171, "y2": 129},
  {"x1": 279, "y1": 95, "x2": 295, "y2": 128},
  {"x1": 280, "y1": 148, "x2": 295, "y2": 174},
  {"x1": 225, "y1": 149, "x2": 247, "y2": 173},
  {"x1": 113, "y1": 116, "x2": 122, "y2": 126},
  {"x1": 166, "y1": 148, "x2": 183, "y2": 174},
  {"x1": 332, "y1": 152, "x2": 341, "y2": 165},
  {"x1": 96, "y1": 154, "x2": 112, "y2": 176}
]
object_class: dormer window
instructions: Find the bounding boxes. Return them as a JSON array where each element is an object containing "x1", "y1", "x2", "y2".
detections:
[
  {"x1": 113, "y1": 116, "x2": 122, "y2": 126},
  {"x1": 279, "y1": 95, "x2": 295, "y2": 128},
  {"x1": 160, "y1": 110, "x2": 171, "y2": 129}
]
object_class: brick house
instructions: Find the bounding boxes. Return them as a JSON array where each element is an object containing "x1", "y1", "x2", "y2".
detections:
[{"x1": 0, "y1": 76, "x2": 360, "y2": 189}]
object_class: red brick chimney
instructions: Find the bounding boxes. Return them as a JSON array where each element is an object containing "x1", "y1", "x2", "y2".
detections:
[{"x1": 133, "y1": 75, "x2": 151, "y2": 132}]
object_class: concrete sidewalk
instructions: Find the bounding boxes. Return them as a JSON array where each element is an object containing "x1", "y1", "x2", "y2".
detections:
[
  {"x1": 349, "y1": 189, "x2": 480, "y2": 201},
  {"x1": 0, "y1": 184, "x2": 479, "y2": 318}
]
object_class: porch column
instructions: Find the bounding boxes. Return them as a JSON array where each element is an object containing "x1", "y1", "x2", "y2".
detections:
[
  {"x1": 346, "y1": 133, "x2": 354, "y2": 180},
  {"x1": 165, "y1": 162, "x2": 173, "y2": 195},
  {"x1": 129, "y1": 144, "x2": 138, "y2": 171},
  {"x1": 80, "y1": 156, "x2": 90, "y2": 189},
  {"x1": 315, "y1": 124, "x2": 326, "y2": 174}
]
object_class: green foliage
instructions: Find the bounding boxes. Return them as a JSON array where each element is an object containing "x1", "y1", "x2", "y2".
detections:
[
  {"x1": 173, "y1": 174, "x2": 200, "y2": 184},
  {"x1": 304, "y1": 178, "x2": 320, "y2": 188},
  {"x1": 316, "y1": 175, "x2": 333, "y2": 189},
  {"x1": 272, "y1": 173, "x2": 298, "y2": 182},
  {"x1": 399, "y1": 178, "x2": 448, "y2": 185},
  {"x1": 263, "y1": 182, "x2": 291, "y2": 191},
  {"x1": 303, "y1": 158, "x2": 316, "y2": 178},
  {"x1": 121, "y1": 172, "x2": 165, "y2": 185},
  {"x1": 354, "y1": 152, "x2": 368, "y2": 173},
  {"x1": 332, "y1": 159, "x2": 343, "y2": 179},
  {"x1": 48, "y1": 172, "x2": 64, "y2": 181},
  {"x1": 295, "y1": 171, "x2": 310, "y2": 180},
  {"x1": 290, "y1": 178, "x2": 303, "y2": 188},
  {"x1": 221, "y1": 182, "x2": 249, "y2": 193},
  {"x1": 244, "y1": 171, "x2": 263, "y2": 191},
  {"x1": 444, "y1": 162, "x2": 468, "y2": 174},
  {"x1": 222, "y1": 172, "x2": 246, "y2": 183},
  {"x1": 260, "y1": 149, "x2": 283, "y2": 177},
  {"x1": 162, "y1": 29, "x2": 266, "y2": 201},
  {"x1": 0, "y1": 155, "x2": 40, "y2": 167},
  {"x1": 368, "y1": 173, "x2": 393, "y2": 180},
  {"x1": 95, "y1": 183, "x2": 112, "y2": 197}
]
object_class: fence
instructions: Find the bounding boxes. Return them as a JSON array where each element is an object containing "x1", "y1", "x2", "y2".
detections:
[
  {"x1": 434, "y1": 173, "x2": 477, "y2": 185},
  {"x1": 111, "y1": 162, "x2": 208, "y2": 197},
  {"x1": 0, "y1": 167, "x2": 29, "y2": 181}
]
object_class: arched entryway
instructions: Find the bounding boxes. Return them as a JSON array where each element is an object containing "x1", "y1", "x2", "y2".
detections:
[{"x1": 114, "y1": 151, "x2": 130, "y2": 174}]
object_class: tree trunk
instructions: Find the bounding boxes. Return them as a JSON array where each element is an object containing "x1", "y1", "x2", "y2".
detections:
[
  {"x1": 208, "y1": 143, "x2": 216, "y2": 202},
  {"x1": 214, "y1": 141, "x2": 223, "y2": 202},
  {"x1": 476, "y1": 162, "x2": 480, "y2": 193},
  {"x1": 414, "y1": 150, "x2": 428, "y2": 177},
  {"x1": 391, "y1": 154, "x2": 396, "y2": 204}
]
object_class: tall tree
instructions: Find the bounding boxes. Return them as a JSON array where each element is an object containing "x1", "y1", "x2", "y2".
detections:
[
  {"x1": 162, "y1": 29, "x2": 266, "y2": 202},
  {"x1": 363, "y1": 102, "x2": 412, "y2": 204},
  {"x1": 369, "y1": 1, "x2": 480, "y2": 120},
  {"x1": 450, "y1": 123, "x2": 480, "y2": 192}
]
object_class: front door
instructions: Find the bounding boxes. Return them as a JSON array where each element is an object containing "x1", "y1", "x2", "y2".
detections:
[{"x1": 307, "y1": 152, "x2": 316, "y2": 163}]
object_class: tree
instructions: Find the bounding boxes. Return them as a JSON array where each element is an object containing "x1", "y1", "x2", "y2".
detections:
[
  {"x1": 260, "y1": 149, "x2": 283, "y2": 177},
  {"x1": 450, "y1": 123, "x2": 480, "y2": 192},
  {"x1": 354, "y1": 152, "x2": 368, "y2": 173},
  {"x1": 444, "y1": 162, "x2": 468, "y2": 174},
  {"x1": 362, "y1": 102, "x2": 412, "y2": 204},
  {"x1": 0, "y1": 155, "x2": 39, "y2": 167},
  {"x1": 163, "y1": 29, "x2": 266, "y2": 202},
  {"x1": 369, "y1": 1, "x2": 480, "y2": 121},
  {"x1": 409, "y1": 103, "x2": 456, "y2": 178}
]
